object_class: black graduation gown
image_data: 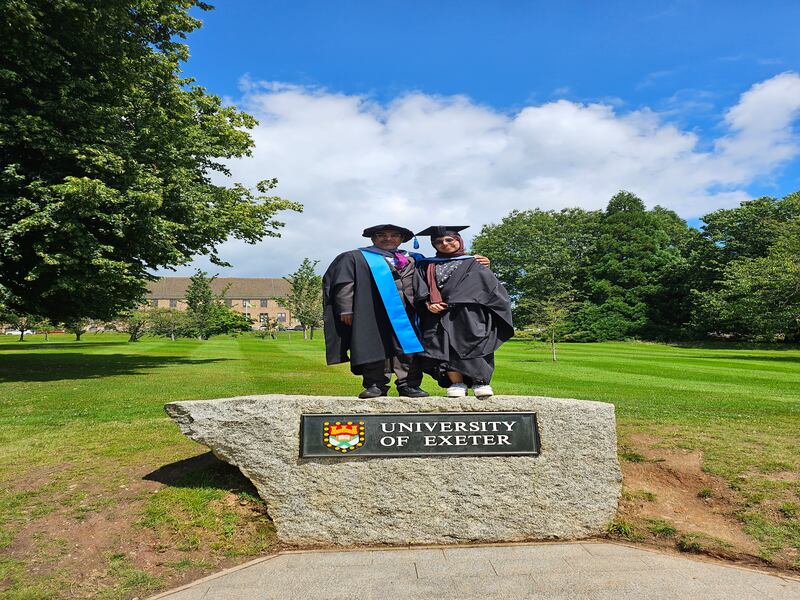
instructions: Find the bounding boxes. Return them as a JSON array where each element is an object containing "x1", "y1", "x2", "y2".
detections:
[
  {"x1": 413, "y1": 258, "x2": 514, "y2": 385},
  {"x1": 322, "y1": 249, "x2": 417, "y2": 372}
]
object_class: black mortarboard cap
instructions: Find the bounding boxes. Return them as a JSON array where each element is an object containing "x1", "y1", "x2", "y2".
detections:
[
  {"x1": 415, "y1": 225, "x2": 469, "y2": 238},
  {"x1": 362, "y1": 224, "x2": 415, "y2": 242}
]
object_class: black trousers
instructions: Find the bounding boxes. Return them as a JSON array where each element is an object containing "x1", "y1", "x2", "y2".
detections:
[{"x1": 358, "y1": 354, "x2": 423, "y2": 389}]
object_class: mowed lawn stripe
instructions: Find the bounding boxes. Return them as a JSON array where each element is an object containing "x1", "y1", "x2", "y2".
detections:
[
  {"x1": 496, "y1": 341, "x2": 800, "y2": 418},
  {"x1": 234, "y1": 334, "x2": 364, "y2": 396}
]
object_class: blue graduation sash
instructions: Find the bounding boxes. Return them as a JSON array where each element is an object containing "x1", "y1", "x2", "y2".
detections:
[{"x1": 359, "y1": 248, "x2": 423, "y2": 354}]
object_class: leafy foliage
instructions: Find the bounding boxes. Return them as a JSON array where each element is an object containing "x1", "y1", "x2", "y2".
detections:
[
  {"x1": 526, "y1": 290, "x2": 576, "y2": 361},
  {"x1": 475, "y1": 192, "x2": 693, "y2": 340},
  {"x1": 693, "y1": 221, "x2": 800, "y2": 341},
  {"x1": 147, "y1": 308, "x2": 194, "y2": 341},
  {"x1": 575, "y1": 192, "x2": 689, "y2": 340},
  {"x1": 0, "y1": 1, "x2": 301, "y2": 323},
  {"x1": 473, "y1": 208, "x2": 599, "y2": 327},
  {"x1": 701, "y1": 193, "x2": 800, "y2": 263},
  {"x1": 0, "y1": 307, "x2": 49, "y2": 341},
  {"x1": 63, "y1": 317, "x2": 93, "y2": 341},
  {"x1": 477, "y1": 189, "x2": 799, "y2": 342},
  {"x1": 118, "y1": 310, "x2": 150, "y2": 342},
  {"x1": 272, "y1": 258, "x2": 323, "y2": 338},
  {"x1": 184, "y1": 270, "x2": 252, "y2": 339}
]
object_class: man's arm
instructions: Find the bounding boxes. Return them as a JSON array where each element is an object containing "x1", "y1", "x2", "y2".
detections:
[
  {"x1": 334, "y1": 282, "x2": 354, "y2": 325},
  {"x1": 324, "y1": 251, "x2": 356, "y2": 326}
]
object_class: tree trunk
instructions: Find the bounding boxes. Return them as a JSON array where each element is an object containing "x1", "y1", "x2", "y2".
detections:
[
  {"x1": 303, "y1": 326, "x2": 308, "y2": 340},
  {"x1": 44, "y1": 330, "x2": 49, "y2": 341},
  {"x1": 18, "y1": 330, "x2": 24, "y2": 342},
  {"x1": 75, "y1": 331, "x2": 83, "y2": 341},
  {"x1": 310, "y1": 326, "x2": 315, "y2": 340},
  {"x1": 551, "y1": 331, "x2": 557, "y2": 362}
]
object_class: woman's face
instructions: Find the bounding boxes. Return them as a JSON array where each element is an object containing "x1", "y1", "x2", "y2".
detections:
[{"x1": 432, "y1": 235, "x2": 461, "y2": 254}]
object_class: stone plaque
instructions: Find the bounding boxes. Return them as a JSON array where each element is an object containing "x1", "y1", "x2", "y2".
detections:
[
  {"x1": 166, "y1": 396, "x2": 621, "y2": 545},
  {"x1": 300, "y1": 411, "x2": 539, "y2": 457}
]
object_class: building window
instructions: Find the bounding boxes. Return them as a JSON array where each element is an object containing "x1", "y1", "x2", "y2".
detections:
[
  {"x1": 259, "y1": 313, "x2": 269, "y2": 323},
  {"x1": 224, "y1": 299, "x2": 232, "y2": 307},
  {"x1": 260, "y1": 299, "x2": 268, "y2": 308},
  {"x1": 150, "y1": 299, "x2": 158, "y2": 308},
  {"x1": 276, "y1": 312, "x2": 286, "y2": 323},
  {"x1": 243, "y1": 299, "x2": 251, "y2": 308},
  {"x1": 169, "y1": 299, "x2": 177, "y2": 308}
]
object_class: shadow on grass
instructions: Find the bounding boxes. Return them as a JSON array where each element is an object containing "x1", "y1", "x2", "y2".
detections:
[
  {"x1": 668, "y1": 341, "x2": 800, "y2": 351},
  {"x1": 0, "y1": 353, "x2": 234, "y2": 383},
  {"x1": 691, "y1": 354, "x2": 800, "y2": 363},
  {"x1": 510, "y1": 357, "x2": 552, "y2": 363},
  {"x1": 144, "y1": 452, "x2": 260, "y2": 497},
  {"x1": 0, "y1": 341, "x2": 129, "y2": 351}
]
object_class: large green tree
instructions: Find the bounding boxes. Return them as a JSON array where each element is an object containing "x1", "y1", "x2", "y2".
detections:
[
  {"x1": 183, "y1": 270, "x2": 250, "y2": 340},
  {"x1": 273, "y1": 258, "x2": 323, "y2": 339},
  {"x1": 573, "y1": 191, "x2": 691, "y2": 340},
  {"x1": 700, "y1": 193, "x2": 800, "y2": 263},
  {"x1": 690, "y1": 192, "x2": 800, "y2": 338},
  {"x1": 0, "y1": 307, "x2": 47, "y2": 341},
  {"x1": 475, "y1": 194, "x2": 693, "y2": 340},
  {"x1": 472, "y1": 208, "x2": 600, "y2": 327},
  {"x1": 0, "y1": 1, "x2": 301, "y2": 323},
  {"x1": 693, "y1": 220, "x2": 800, "y2": 341},
  {"x1": 147, "y1": 307, "x2": 193, "y2": 341}
]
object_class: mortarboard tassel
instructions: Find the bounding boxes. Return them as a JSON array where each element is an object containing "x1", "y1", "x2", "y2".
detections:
[{"x1": 413, "y1": 236, "x2": 419, "y2": 249}]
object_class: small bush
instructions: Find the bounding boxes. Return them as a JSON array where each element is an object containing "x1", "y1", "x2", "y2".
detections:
[
  {"x1": 620, "y1": 450, "x2": 646, "y2": 463},
  {"x1": 676, "y1": 533, "x2": 703, "y2": 553},
  {"x1": 606, "y1": 520, "x2": 641, "y2": 540},
  {"x1": 697, "y1": 488, "x2": 713, "y2": 499},
  {"x1": 647, "y1": 519, "x2": 677, "y2": 537}
]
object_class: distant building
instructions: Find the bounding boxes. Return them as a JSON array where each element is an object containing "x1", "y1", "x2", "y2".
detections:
[{"x1": 145, "y1": 277, "x2": 298, "y2": 328}]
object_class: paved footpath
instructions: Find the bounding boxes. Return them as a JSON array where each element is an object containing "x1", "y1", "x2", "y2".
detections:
[{"x1": 150, "y1": 542, "x2": 800, "y2": 600}]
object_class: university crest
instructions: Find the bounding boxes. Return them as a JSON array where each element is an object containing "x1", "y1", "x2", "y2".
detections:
[{"x1": 324, "y1": 421, "x2": 365, "y2": 453}]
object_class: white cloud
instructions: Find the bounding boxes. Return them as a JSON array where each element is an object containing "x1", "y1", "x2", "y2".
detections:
[
  {"x1": 158, "y1": 72, "x2": 800, "y2": 278},
  {"x1": 714, "y1": 72, "x2": 800, "y2": 175}
]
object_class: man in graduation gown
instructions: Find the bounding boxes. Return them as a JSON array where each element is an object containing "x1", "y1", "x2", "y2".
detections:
[{"x1": 322, "y1": 224, "x2": 429, "y2": 398}]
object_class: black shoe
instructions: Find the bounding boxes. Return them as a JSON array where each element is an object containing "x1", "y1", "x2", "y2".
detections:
[
  {"x1": 358, "y1": 385, "x2": 387, "y2": 399},
  {"x1": 397, "y1": 386, "x2": 429, "y2": 398}
]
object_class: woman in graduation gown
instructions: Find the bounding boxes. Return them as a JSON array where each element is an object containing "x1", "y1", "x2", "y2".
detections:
[{"x1": 413, "y1": 226, "x2": 514, "y2": 398}]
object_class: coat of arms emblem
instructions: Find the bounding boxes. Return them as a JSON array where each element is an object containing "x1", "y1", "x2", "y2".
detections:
[{"x1": 324, "y1": 421, "x2": 365, "y2": 453}]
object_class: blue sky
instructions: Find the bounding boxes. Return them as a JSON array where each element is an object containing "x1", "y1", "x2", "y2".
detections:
[{"x1": 164, "y1": 1, "x2": 800, "y2": 276}]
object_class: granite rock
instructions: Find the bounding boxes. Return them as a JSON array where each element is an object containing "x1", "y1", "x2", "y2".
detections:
[{"x1": 165, "y1": 395, "x2": 621, "y2": 546}]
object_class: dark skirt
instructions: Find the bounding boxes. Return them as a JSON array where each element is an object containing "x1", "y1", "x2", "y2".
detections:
[{"x1": 422, "y1": 352, "x2": 495, "y2": 388}]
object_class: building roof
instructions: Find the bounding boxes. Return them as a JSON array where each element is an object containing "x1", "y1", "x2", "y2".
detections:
[{"x1": 146, "y1": 277, "x2": 292, "y2": 299}]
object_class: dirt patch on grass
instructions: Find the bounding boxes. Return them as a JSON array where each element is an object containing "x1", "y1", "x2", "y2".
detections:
[
  {"x1": 616, "y1": 434, "x2": 769, "y2": 565},
  {"x1": 1, "y1": 455, "x2": 276, "y2": 599}
]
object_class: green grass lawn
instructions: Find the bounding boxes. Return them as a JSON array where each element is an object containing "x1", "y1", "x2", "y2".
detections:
[{"x1": 0, "y1": 333, "x2": 798, "y2": 598}]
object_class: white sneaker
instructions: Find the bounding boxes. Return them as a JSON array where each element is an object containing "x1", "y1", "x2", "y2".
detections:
[
  {"x1": 446, "y1": 382, "x2": 468, "y2": 398},
  {"x1": 473, "y1": 384, "x2": 494, "y2": 399}
]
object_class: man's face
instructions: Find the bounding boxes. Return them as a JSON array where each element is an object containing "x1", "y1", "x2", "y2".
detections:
[{"x1": 371, "y1": 230, "x2": 403, "y2": 251}]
